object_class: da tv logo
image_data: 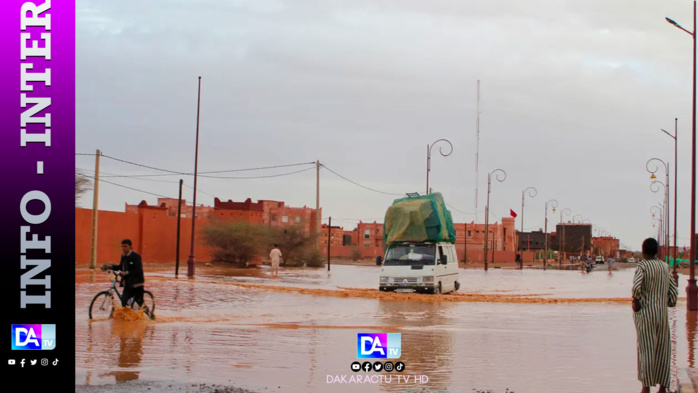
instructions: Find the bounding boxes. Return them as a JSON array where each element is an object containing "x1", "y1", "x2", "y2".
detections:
[
  {"x1": 11, "y1": 325, "x2": 56, "y2": 350},
  {"x1": 357, "y1": 333, "x2": 401, "y2": 359}
]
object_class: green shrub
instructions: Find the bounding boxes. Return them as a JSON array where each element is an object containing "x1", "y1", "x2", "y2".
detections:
[
  {"x1": 304, "y1": 249, "x2": 324, "y2": 268},
  {"x1": 270, "y1": 225, "x2": 317, "y2": 267},
  {"x1": 202, "y1": 220, "x2": 266, "y2": 267}
]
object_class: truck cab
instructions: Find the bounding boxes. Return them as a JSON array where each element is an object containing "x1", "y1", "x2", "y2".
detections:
[{"x1": 377, "y1": 242, "x2": 460, "y2": 294}]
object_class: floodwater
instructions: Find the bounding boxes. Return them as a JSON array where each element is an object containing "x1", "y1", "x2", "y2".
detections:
[{"x1": 76, "y1": 264, "x2": 698, "y2": 393}]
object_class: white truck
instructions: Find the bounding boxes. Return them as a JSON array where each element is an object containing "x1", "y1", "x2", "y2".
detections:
[{"x1": 377, "y1": 241, "x2": 460, "y2": 294}]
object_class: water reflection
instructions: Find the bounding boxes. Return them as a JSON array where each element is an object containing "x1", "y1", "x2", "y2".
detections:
[
  {"x1": 106, "y1": 320, "x2": 149, "y2": 382},
  {"x1": 688, "y1": 311, "x2": 698, "y2": 368},
  {"x1": 75, "y1": 265, "x2": 697, "y2": 392},
  {"x1": 376, "y1": 301, "x2": 454, "y2": 392}
]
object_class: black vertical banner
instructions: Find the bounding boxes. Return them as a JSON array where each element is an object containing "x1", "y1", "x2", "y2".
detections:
[{"x1": 0, "y1": 0, "x2": 76, "y2": 389}]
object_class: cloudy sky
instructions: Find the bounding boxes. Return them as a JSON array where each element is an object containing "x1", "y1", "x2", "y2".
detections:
[{"x1": 76, "y1": 0, "x2": 696, "y2": 251}]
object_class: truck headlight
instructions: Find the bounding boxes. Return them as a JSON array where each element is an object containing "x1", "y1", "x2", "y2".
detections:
[
  {"x1": 423, "y1": 276, "x2": 434, "y2": 283},
  {"x1": 380, "y1": 276, "x2": 389, "y2": 283}
]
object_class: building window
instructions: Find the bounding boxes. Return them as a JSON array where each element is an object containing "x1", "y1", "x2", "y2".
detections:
[
  {"x1": 364, "y1": 244, "x2": 370, "y2": 247},
  {"x1": 364, "y1": 229, "x2": 371, "y2": 239},
  {"x1": 271, "y1": 214, "x2": 277, "y2": 221},
  {"x1": 282, "y1": 215, "x2": 288, "y2": 223},
  {"x1": 295, "y1": 216, "x2": 301, "y2": 223},
  {"x1": 468, "y1": 230, "x2": 472, "y2": 237}
]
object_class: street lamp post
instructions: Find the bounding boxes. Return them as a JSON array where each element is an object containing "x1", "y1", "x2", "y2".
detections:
[
  {"x1": 662, "y1": 119, "x2": 680, "y2": 284},
  {"x1": 648, "y1": 157, "x2": 671, "y2": 264},
  {"x1": 572, "y1": 214, "x2": 583, "y2": 224},
  {"x1": 426, "y1": 139, "x2": 453, "y2": 195},
  {"x1": 651, "y1": 204, "x2": 665, "y2": 259},
  {"x1": 484, "y1": 169, "x2": 506, "y2": 271},
  {"x1": 186, "y1": 76, "x2": 202, "y2": 277},
  {"x1": 520, "y1": 187, "x2": 538, "y2": 259},
  {"x1": 666, "y1": 0, "x2": 697, "y2": 310},
  {"x1": 559, "y1": 208, "x2": 571, "y2": 269},
  {"x1": 544, "y1": 199, "x2": 558, "y2": 271}
]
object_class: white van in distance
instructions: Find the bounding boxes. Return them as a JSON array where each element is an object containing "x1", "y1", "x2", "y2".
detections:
[{"x1": 377, "y1": 242, "x2": 460, "y2": 294}]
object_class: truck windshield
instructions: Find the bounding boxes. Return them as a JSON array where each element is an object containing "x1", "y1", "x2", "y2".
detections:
[{"x1": 384, "y1": 244, "x2": 436, "y2": 266}]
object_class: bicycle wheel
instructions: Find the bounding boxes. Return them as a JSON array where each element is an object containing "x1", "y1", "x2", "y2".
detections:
[
  {"x1": 89, "y1": 291, "x2": 114, "y2": 320},
  {"x1": 140, "y1": 290, "x2": 156, "y2": 319}
]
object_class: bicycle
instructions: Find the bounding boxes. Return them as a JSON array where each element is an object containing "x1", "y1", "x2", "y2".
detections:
[{"x1": 89, "y1": 270, "x2": 155, "y2": 320}]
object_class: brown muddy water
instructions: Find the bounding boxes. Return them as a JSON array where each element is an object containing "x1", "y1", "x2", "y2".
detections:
[{"x1": 76, "y1": 265, "x2": 698, "y2": 393}]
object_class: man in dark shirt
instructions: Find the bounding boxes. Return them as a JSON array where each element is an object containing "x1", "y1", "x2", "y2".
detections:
[{"x1": 101, "y1": 239, "x2": 145, "y2": 308}]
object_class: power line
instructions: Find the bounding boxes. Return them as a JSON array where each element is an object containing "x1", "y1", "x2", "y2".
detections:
[
  {"x1": 182, "y1": 183, "x2": 217, "y2": 198},
  {"x1": 100, "y1": 154, "x2": 189, "y2": 175},
  {"x1": 82, "y1": 174, "x2": 173, "y2": 199},
  {"x1": 79, "y1": 152, "x2": 315, "y2": 177},
  {"x1": 197, "y1": 166, "x2": 315, "y2": 179},
  {"x1": 445, "y1": 203, "x2": 481, "y2": 215},
  {"x1": 77, "y1": 167, "x2": 181, "y2": 184},
  {"x1": 201, "y1": 162, "x2": 316, "y2": 174},
  {"x1": 82, "y1": 174, "x2": 208, "y2": 207},
  {"x1": 321, "y1": 164, "x2": 403, "y2": 196}
]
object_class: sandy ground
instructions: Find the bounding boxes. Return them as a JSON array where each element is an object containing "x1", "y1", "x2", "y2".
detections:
[
  {"x1": 75, "y1": 382, "x2": 260, "y2": 393},
  {"x1": 74, "y1": 382, "x2": 500, "y2": 393}
]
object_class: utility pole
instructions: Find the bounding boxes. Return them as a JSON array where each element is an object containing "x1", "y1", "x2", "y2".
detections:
[
  {"x1": 186, "y1": 76, "x2": 202, "y2": 278},
  {"x1": 175, "y1": 179, "x2": 183, "y2": 277},
  {"x1": 463, "y1": 222, "x2": 467, "y2": 263},
  {"x1": 316, "y1": 160, "x2": 321, "y2": 250},
  {"x1": 89, "y1": 149, "x2": 101, "y2": 269},
  {"x1": 475, "y1": 80, "x2": 481, "y2": 219},
  {"x1": 327, "y1": 217, "x2": 331, "y2": 271}
]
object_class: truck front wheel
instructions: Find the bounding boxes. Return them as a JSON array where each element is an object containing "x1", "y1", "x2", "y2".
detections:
[{"x1": 433, "y1": 282, "x2": 442, "y2": 295}]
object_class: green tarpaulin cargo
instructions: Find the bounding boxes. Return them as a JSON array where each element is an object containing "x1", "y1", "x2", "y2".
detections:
[{"x1": 383, "y1": 192, "x2": 456, "y2": 245}]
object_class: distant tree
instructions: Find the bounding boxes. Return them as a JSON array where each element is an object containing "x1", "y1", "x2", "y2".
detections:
[
  {"x1": 270, "y1": 225, "x2": 317, "y2": 267},
  {"x1": 351, "y1": 247, "x2": 362, "y2": 261},
  {"x1": 202, "y1": 220, "x2": 267, "y2": 267},
  {"x1": 75, "y1": 174, "x2": 91, "y2": 207}
]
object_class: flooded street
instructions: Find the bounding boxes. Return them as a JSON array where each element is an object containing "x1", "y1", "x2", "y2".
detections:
[{"x1": 76, "y1": 264, "x2": 698, "y2": 392}]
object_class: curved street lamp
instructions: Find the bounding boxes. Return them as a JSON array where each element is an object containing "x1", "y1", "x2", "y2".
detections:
[
  {"x1": 572, "y1": 214, "x2": 583, "y2": 224},
  {"x1": 426, "y1": 139, "x2": 453, "y2": 195},
  {"x1": 647, "y1": 158, "x2": 670, "y2": 265},
  {"x1": 661, "y1": 119, "x2": 679, "y2": 285},
  {"x1": 544, "y1": 199, "x2": 558, "y2": 271},
  {"x1": 651, "y1": 179, "x2": 671, "y2": 266},
  {"x1": 520, "y1": 186, "x2": 538, "y2": 261},
  {"x1": 651, "y1": 203, "x2": 666, "y2": 261},
  {"x1": 484, "y1": 169, "x2": 506, "y2": 271},
  {"x1": 665, "y1": 0, "x2": 698, "y2": 310},
  {"x1": 559, "y1": 208, "x2": 571, "y2": 269}
]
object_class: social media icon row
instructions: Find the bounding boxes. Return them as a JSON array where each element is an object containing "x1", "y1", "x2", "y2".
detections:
[
  {"x1": 8, "y1": 358, "x2": 57, "y2": 367},
  {"x1": 351, "y1": 361, "x2": 405, "y2": 373}
]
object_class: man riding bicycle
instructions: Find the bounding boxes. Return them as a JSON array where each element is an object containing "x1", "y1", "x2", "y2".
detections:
[{"x1": 100, "y1": 239, "x2": 145, "y2": 309}]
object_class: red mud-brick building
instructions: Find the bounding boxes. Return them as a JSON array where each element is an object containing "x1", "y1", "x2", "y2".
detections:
[
  {"x1": 78, "y1": 197, "x2": 319, "y2": 266},
  {"x1": 592, "y1": 236, "x2": 620, "y2": 258},
  {"x1": 79, "y1": 196, "x2": 540, "y2": 265},
  {"x1": 453, "y1": 217, "x2": 518, "y2": 262}
]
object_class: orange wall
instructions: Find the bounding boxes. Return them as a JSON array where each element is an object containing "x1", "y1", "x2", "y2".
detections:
[
  {"x1": 76, "y1": 208, "x2": 239, "y2": 266},
  {"x1": 76, "y1": 209, "x2": 139, "y2": 265}
]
